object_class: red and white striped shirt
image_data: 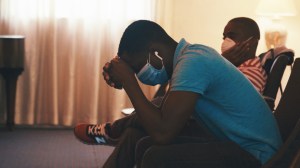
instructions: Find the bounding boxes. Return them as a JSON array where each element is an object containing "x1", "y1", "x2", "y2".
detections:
[{"x1": 238, "y1": 57, "x2": 267, "y2": 94}]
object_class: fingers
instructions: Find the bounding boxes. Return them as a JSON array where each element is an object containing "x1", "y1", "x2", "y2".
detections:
[
  {"x1": 237, "y1": 42, "x2": 250, "y2": 53},
  {"x1": 103, "y1": 56, "x2": 121, "y2": 73},
  {"x1": 246, "y1": 37, "x2": 258, "y2": 46},
  {"x1": 245, "y1": 37, "x2": 253, "y2": 43},
  {"x1": 237, "y1": 37, "x2": 258, "y2": 57},
  {"x1": 222, "y1": 46, "x2": 245, "y2": 58},
  {"x1": 111, "y1": 57, "x2": 122, "y2": 65},
  {"x1": 222, "y1": 37, "x2": 258, "y2": 67},
  {"x1": 102, "y1": 58, "x2": 123, "y2": 90},
  {"x1": 222, "y1": 45, "x2": 249, "y2": 67},
  {"x1": 235, "y1": 40, "x2": 250, "y2": 51},
  {"x1": 104, "y1": 74, "x2": 122, "y2": 89},
  {"x1": 102, "y1": 71, "x2": 110, "y2": 81},
  {"x1": 236, "y1": 37, "x2": 258, "y2": 50},
  {"x1": 102, "y1": 71, "x2": 114, "y2": 86},
  {"x1": 228, "y1": 40, "x2": 251, "y2": 58},
  {"x1": 102, "y1": 64, "x2": 116, "y2": 86},
  {"x1": 248, "y1": 38, "x2": 259, "y2": 49},
  {"x1": 103, "y1": 62, "x2": 111, "y2": 72}
]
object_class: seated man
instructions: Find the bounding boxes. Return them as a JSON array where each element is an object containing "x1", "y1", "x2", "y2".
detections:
[
  {"x1": 75, "y1": 20, "x2": 282, "y2": 168},
  {"x1": 74, "y1": 17, "x2": 267, "y2": 146},
  {"x1": 221, "y1": 17, "x2": 267, "y2": 94}
]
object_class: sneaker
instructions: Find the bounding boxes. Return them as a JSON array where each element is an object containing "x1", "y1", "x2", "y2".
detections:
[{"x1": 74, "y1": 123, "x2": 118, "y2": 145}]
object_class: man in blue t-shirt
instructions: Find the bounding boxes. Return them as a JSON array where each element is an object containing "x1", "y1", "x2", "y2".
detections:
[
  {"x1": 80, "y1": 20, "x2": 282, "y2": 168},
  {"x1": 171, "y1": 38, "x2": 282, "y2": 164}
]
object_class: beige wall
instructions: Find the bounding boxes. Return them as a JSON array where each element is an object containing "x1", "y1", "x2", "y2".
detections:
[{"x1": 171, "y1": 0, "x2": 262, "y2": 51}]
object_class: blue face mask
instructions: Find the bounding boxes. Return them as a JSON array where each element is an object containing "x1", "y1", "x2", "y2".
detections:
[{"x1": 137, "y1": 52, "x2": 169, "y2": 86}]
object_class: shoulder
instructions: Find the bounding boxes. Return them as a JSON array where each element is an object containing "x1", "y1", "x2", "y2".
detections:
[
  {"x1": 170, "y1": 44, "x2": 237, "y2": 94},
  {"x1": 184, "y1": 44, "x2": 220, "y2": 59},
  {"x1": 174, "y1": 39, "x2": 221, "y2": 66},
  {"x1": 238, "y1": 57, "x2": 266, "y2": 76},
  {"x1": 239, "y1": 57, "x2": 263, "y2": 68},
  {"x1": 175, "y1": 44, "x2": 222, "y2": 67}
]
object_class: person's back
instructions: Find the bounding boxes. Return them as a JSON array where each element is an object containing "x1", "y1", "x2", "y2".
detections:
[{"x1": 171, "y1": 38, "x2": 282, "y2": 163}]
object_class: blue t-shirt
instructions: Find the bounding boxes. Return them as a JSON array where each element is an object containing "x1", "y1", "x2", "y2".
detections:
[{"x1": 170, "y1": 39, "x2": 282, "y2": 164}]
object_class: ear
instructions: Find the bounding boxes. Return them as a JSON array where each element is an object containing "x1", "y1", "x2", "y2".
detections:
[
  {"x1": 149, "y1": 43, "x2": 161, "y2": 56},
  {"x1": 148, "y1": 50, "x2": 162, "y2": 61}
]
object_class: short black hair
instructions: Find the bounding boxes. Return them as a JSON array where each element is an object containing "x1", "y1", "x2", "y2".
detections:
[
  {"x1": 229, "y1": 17, "x2": 260, "y2": 40},
  {"x1": 118, "y1": 20, "x2": 171, "y2": 57}
]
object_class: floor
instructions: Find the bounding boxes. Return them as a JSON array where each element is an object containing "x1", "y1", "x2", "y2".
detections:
[{"x1": 0, "y1": 126, "x2": 114, "y2": 168}]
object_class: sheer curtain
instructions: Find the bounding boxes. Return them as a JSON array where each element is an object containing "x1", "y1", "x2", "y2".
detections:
[{"x1": 0, "y1": 0, "x2": 164, "y2": 126}]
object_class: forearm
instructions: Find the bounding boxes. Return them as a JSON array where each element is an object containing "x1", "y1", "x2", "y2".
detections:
[{"x1": 122, "y1": 79, "x2": 170, "y2": 143}]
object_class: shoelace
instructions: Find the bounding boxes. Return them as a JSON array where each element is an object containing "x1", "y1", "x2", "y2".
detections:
[{"x1": 87, "y1": 124, "x2": 106, "y2": 136}]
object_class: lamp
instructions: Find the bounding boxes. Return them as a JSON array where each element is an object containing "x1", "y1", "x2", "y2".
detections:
[
  {"x1": 255, "y1": 0, "x2": 297, "y2": 49},
  {"x1": 0, "y1": 35, "x2": 25, "y2": 130}
]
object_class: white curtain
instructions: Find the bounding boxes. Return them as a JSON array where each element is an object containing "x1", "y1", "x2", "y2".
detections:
[{"x1": 0, "y1": 0, "x2": 166, "y2": 126}]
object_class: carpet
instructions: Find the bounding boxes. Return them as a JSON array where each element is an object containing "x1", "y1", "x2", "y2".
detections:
[{"x1": 0, "y1": 127, "x2": 114, "y2": 168}]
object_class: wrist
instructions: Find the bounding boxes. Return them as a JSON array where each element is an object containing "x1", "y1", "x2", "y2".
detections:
[{"x1": 122, "y1": 75, "x2": 139, "y2": 90}]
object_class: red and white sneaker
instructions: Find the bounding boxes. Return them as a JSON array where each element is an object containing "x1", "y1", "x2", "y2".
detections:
[{"x1": 74, "y1": 123, "x2": 118, "y2": 145}]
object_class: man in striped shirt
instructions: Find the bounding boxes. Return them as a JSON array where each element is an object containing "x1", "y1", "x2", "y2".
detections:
[{"x1": 221, "y1": 17, "x2": 267, "y2": 94}]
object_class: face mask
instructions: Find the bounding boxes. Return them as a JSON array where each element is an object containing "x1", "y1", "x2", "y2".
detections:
[
  {"x1": 221, "y1": 37, "x2": 236, "y2": 53},
  {"x1": 137, "y1": 52, "x2": 169, "y2": 86}
]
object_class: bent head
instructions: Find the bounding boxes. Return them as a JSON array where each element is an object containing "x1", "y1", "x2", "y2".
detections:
[{"x1": 117, "y1": 20, "x2": 175, "y2": 85}]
